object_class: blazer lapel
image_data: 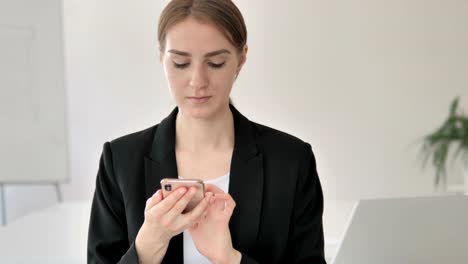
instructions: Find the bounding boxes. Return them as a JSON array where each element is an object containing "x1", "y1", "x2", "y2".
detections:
[
  {"x1": 229, "y1": 105, "x2": 264, "y2": 252},
  {"x1": 144, "y1": 107, "x2": 178, "y2": 199},
  {"x1": 144, "y1": 107, "x2": 183, "y2": 264}
]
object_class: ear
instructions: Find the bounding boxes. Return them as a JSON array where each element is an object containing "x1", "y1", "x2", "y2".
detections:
[{"x1": 237, "y1": 45, "x2": 248, "y2": 73}]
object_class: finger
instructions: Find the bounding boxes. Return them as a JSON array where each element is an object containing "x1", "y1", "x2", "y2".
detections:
[
  {"x1": 212, "y1": 193, "x2": 236, "y2": 212},
  {"x1": 223, "y1": 196, "x2": 236, "y2": 217},
  {"x1": 204, "y1": 183, "x2": 224, "y2": 194},
  {"x1": 150, "y1": 187, "x2": 187, "y2": 215},
  {"x1": 179, "y1": 192, "x2": 213, "y2": 228},
  {"x1": 191, "y1": 194, "x2": 212, "y2": 224},
  {"x1": 212, "y1": 193, "x2": 233, "y2": 202},
  {"x1": 188, "y1": 192, "x2": 212, "y2": 217},
  {"x1": 197, "y1": 203, "x2": 210, "y2": 222},
  {"x1": 166, "y1": 186, "x2": 198, "y2": 217},
  {"x1": 188, "y1": 222, "x2": 199, "y2": 232},
  {"x1": 145, "y1": 190, "x2": 162, "y2": 212},
  {"x1": 212, "y1": 197, "x2": 226, "y2": 211},
  {"x1": 205, "y1": 196, "x2": 222, "y2": 216}
]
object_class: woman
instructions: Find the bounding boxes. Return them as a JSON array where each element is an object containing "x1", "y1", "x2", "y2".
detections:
[{"x1": 87, "y1": 0, "x2": 326, "y2": 263}]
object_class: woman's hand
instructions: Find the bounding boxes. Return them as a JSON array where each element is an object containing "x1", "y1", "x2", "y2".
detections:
[
  {"x1": 189, "y1": 184, "x2": 242, "y2": 264},
  {"x1": 135, "y1": 187, "x2": 213, "y2": 264}
]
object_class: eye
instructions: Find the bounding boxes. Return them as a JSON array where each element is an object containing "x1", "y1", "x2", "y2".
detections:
[
  {"x1": 208, "y1": 62, "x2": 225, "y2": 69},
  {"x1": 173, "y1": 62, "x2": 189, "y2": 69}
]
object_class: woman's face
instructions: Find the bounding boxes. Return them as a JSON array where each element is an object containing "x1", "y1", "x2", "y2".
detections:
[{"x1": 161, "y1": 17, "x2": 246, "y2": 119}]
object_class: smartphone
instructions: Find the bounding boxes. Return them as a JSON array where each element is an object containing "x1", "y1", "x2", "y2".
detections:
[{"x1": 160, "y1": 178, "x2": 205, "y2": 213}]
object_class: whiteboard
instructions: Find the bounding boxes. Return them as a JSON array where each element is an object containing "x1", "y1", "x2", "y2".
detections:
[{"x1": 0, "y1": 0, "x2": 67, "y2": 183}]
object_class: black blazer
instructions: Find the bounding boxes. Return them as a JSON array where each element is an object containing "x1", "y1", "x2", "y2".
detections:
[{"x1": 88, "y1": 105, "x2": 326, "y2": 264}]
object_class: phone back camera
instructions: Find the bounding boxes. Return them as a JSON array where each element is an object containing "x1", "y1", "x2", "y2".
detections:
[{"x1": 164, "y1": 184, "x2": 172, "y2": 191}]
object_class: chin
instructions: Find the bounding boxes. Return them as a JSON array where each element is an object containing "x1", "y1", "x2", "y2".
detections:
[
  {"x1": 181, "y1": 103, "x2": 218, "y2": 120},
  {"x1": 177, "y1": 97, "x2": 230, "y2": 120}
]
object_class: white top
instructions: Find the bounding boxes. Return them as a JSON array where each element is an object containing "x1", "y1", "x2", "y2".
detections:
[{"x1": 181, "y1": 173, "x2": 230, "y2": 264}]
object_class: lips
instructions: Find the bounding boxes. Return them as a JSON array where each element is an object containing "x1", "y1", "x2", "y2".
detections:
[{"x1": 187, "y1": 96, "x2": 211, "y2": 104}]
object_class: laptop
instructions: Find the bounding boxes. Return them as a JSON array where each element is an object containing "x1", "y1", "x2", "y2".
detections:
[{"x1": 332, "y1": 195, "x2": 468, "y2": 264}]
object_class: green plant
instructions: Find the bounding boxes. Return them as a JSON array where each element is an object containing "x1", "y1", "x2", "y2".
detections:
[{"x1": 421, "y1": 97, "x2": 468, "y2": 188}]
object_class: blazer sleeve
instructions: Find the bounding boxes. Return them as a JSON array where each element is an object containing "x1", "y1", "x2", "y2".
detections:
[
  {"x1": 288, "y1": 143, "x2": 326, "y2": 263},
  {"x1": 87, "y1": 142, "x2": 140, "y2": 264}
]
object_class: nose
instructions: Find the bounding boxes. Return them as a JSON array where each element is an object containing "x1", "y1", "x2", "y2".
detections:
[{"x1": 189, "y1": 65, "x2": 208, "y2": 89}]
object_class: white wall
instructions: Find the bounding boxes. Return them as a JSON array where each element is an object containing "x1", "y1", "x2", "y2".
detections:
[
  {"x1": 3, "y1": 0, "x2": 468, "y2": 222},
  {"x1": 0, "y1": 0, "x2": 67, "y2": 222},
  {"x1": 234, "y1": 0, "x2": 468, "y2": 200}
]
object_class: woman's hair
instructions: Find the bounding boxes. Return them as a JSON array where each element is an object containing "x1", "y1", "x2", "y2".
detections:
[{"x1": 158, "y1": 0, "x2": 247, "y2": 54}]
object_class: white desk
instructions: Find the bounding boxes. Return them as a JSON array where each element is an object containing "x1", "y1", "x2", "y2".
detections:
[
  {"x1": 0, "y1": 201, "x2": 91, "y2": 264},
  {"x1": 0, "y1": 200, "x2": 354, "y2": 263}
]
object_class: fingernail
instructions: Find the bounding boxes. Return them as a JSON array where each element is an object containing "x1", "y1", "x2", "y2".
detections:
[{"x1": 179, "y1": 188, "x2": 187, "y2": 194}]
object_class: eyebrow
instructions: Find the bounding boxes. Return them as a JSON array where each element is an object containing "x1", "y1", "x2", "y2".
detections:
[{"x1": 167, "y1": 49, "x2": 231, "y2": 58}]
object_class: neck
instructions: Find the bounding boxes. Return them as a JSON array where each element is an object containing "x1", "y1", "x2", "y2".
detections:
[{"x1": 175, "y1": 106, "x2": 235, "y2": 153}]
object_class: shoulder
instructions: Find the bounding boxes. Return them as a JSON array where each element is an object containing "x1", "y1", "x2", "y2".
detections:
[
  {"x1": 250, "y1": 121, "x2": 313, "y2": 160},
  {"x1": 106, "y1": 124, "x2": 158, "y2": 158}
]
